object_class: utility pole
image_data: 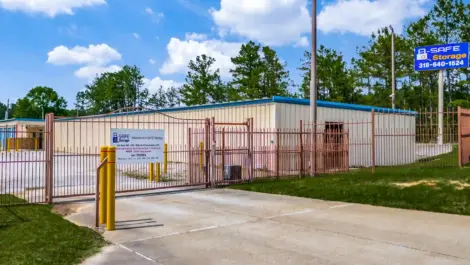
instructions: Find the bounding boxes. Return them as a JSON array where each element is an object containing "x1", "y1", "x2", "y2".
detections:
[
  {"x1": 390, "y1": 25, "x2": 396, "y2": 109},
  {"x1": 310, "y1": 0, "x2": 317, "y2": 176}
]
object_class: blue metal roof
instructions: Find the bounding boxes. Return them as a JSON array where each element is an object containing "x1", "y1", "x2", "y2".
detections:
[
  {"x1": 57, "y1": 96, "x2": 416, "y2": 121},
  {"x1": 0, "y1": 118, "x2": 44, "y2": 123}
]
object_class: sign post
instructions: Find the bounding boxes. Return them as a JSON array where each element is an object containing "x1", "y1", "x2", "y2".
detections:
[{"x1": 414, "y1": 42, "x2": 469, "y2": 145}]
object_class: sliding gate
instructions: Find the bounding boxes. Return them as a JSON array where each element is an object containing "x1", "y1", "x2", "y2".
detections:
[{"x1": 47, "y1": 111, "x2": 210, "y2": 200}]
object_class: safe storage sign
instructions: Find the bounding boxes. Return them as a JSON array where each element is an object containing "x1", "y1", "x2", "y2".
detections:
[
  {"x1": 111, "y1": 129, "x2": 164, "y2": 164},
  {"x1": 414, "y1": 43, "x2": 469, "y2": 71}
]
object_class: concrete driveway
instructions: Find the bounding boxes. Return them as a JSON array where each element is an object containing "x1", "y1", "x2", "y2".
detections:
[{"x1": 66, "y1": 189, "x2": 470, "y2": 265}]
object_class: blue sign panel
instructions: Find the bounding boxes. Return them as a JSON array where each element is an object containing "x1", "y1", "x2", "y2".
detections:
[{"x1": 414, "y1": 43, "x2": 469, "y2": 71}]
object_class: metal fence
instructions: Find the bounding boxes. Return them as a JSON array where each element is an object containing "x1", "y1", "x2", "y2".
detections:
[
  {"x1": 0, "y1": 107, "x2": 465, "y2": 206},
  {"x1": 0, "y1": 128, "x2": 48, "y2": 205}
]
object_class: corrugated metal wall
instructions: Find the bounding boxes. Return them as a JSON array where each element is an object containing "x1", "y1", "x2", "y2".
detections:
[
  {"x1": 54, "y1": 101, "x2": 417, "y2": 167},
  {"x1": 54, "y1": 103, "x2": 275, "y2": 152},
  {"x1": 275, "y1": 103, "x2": 416, "y2": 166}
]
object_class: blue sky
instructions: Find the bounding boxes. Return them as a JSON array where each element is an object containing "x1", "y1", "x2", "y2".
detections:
[{"x1": 0, "y1": 0, "x2": 440, "y2": 107}]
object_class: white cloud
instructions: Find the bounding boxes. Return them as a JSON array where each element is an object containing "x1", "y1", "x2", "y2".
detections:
[
  {"x1": 160, "y1": 37, "x2": 242, "y2": 77},
  {"x1": 149, "y1": 59, "x2": 156, "y2": 65},
  {"x1": 145, "y1": 7, "x2": 154, "y2": 14},
  {"x1": 47, "y1": 43, "x2": 122, "y2": 80},
  {"x1": 47, "y1": 44, "x2": 121, "y2": 66},
  {"x1": 318, "y1": 0, "x2": 429, "y2": 36},
  {"x1": 0, "y1": 0, "x2": 106, "y2": 17},
  {"x1": 145, "y1": 7, "x2": 164, "y2": 23},
  {"x1": 210, "y1": 0, "x2": 310, "y2": 46},
  {"x1": 185, "y1": 32, "x2": 208, "y2": 41},
  {"x1": 144, "y1": 77, "x2": 183, "y2": 93},
  {"x1": 74, "y1": 65, "x2": 121, "y2": 80},
  {"x1": 294, "y1": 36, "x2": 309, "y2": 48},
  {"x1": 132, "y1": 33, "x2": 141, "y2": 39}
]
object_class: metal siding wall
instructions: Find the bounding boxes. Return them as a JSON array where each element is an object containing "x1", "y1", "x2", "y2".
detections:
[
  {"x1": 273, "y1": 103, "x2": 417, "y2": 167},
  {"x1": 374, "y1": 112, "x2": 416, "y2": 166},
  {"x1": 54, "y1": 103, "x2": 275, "y2": 152}
]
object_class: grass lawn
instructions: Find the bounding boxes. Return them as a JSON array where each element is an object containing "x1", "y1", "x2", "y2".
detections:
[
  {"x1": 230, "y1": 148, "x2": 470, "y2": 216},
  {"x1": 0, "y1": 196, "x2": 106, "y2": 265}
]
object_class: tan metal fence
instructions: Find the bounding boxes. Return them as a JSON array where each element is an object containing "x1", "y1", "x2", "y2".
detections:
[
  {"x1": 0, "y1": 128, "x2": 49, "y2": 206},
  {"x1": 0, "y1": 108, "x2": 463, "y2": 206},
  {"x1": 458, "y1": 107, "x2": 470, "y2": 166}
]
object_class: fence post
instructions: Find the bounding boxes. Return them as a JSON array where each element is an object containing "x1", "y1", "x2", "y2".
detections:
[
  {"x1": 458, "y1": 106, "x2": 462, "y2": 168},
  {"x1": 45, "y1": 113, "x2": 54, "y2": 204},
  {"x1": 106, "y1": 146, "x2": 116, "y2": 231},
  {"x1": 100, "y1": 146, "x2": 108, "y2": 224},
  {"x1": 211, "y1": 117, "x2": 216, "y2": 186},
  {"x1": 222, "y1": 128, "x2": 225, "y2": 177},
  {"x1": 371, "y1": 110, "x2": 376, "y2": 174},
  {"x1": 205, "y1": 119, "x2": 210, "y2": 187},
  {"x1": 164, "y1": 143, "x2": 168, "y2": 174},
  {"x1": 276, "y1": 129, "x2": 280, "y2": 178},
  {"x1": 7, "y1": 138, "x2": 11, "y2": 152},
  {"x1": 188, "y1": 127, "x2": 192, "y2": 185},
  {"x1": 299, "y1": 120, "x2": 304, "y2": 177},
  {"x1": 249, "y1": 118, "x2": 254, "y2": 181},
  {"x1": 199, "y1": 142, "x2": 203, "y2": 172}
]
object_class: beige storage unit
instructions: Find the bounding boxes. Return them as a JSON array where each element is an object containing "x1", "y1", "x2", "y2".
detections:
[
  {"x1": 54, "y1": 96, "x2": 417, "y2": 166},
  {"x1": 0, "y1": 118, "x2": 45, "y2": 150}
]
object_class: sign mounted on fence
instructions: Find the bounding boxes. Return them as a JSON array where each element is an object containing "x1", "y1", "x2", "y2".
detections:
[
  {"x1": 111, "y1": 129, "x2": 164, "y2": 164},
  {"x1": 414, "y1": 43, "x2": 469, "y2": 71}
]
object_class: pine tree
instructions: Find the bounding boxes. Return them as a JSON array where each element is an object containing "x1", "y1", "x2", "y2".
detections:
[{"x1": 180, "y1": 54, "x2": 227, "y2": 106}]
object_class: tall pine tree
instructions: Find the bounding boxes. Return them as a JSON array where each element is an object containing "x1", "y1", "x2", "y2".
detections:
[{"x1": 180, "y1": 54, "x2": 227, "y2": 106}]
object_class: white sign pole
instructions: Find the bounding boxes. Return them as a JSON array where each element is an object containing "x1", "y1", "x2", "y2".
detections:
[{"x1": 438, "y1": 69, "x2": 444, "y2": 145}]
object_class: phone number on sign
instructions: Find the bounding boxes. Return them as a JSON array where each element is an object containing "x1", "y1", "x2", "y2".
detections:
[{"x1": 418, "y1": 60, "x2": 466, "y2": 69}]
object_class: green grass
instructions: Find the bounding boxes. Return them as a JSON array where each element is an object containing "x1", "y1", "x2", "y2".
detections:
[
  {"x1": 230, "y1": 148, "x2": 470, "y2": 216},
  {"x1": 0, "y1": 196, "x2": 106, "y2": 265}
]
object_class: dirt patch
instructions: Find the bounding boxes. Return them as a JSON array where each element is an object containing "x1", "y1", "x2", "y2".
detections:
[
  {"x1": 393, "y1": 180, "x2": 470, "y2": 190},
  {"x1": 448, "y1": 181, "x2": 470, "y2": 190},
  {"x1": 53, "y1": 203, "x2": 85, "y2": 216},
  {"x1": 393, "y1": 180, "x2": 438, "y2": 188}
]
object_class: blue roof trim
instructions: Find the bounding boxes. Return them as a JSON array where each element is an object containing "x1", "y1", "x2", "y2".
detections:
[
  {"x1": 57, "y1": 96, "x2": 417, "y2": 121},
  {"x1": 272, "y1": 96, "x2": 417, "y2": 115},
  {"x1": 0, "y1": 118, "x2": 44, "y2": 123}
]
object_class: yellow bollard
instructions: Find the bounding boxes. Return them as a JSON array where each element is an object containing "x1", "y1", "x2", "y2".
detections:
[
  {"x1": 199, "y1": 142, "x2": 203, "y2": 172},
  {"x1": 106, "y1": 146, "x2": 116, "y2": 231},
  {"x1": 15, "y1": 138, "x2": 19, "y2": 152},
  {"x1": 99, "y1": 146, "x2": 108, "y2": 224},
  {"x1": 164, "y1": 144, "x2": 168, "y2": 174},
  {"x1": 34, "y1": 138, "x2": 39, "y2": 151},
  {"x1": 7, "y1": 139, "x2": 11, "y2": 152},
  {"x1": 156, "y1": 163, "x2": 161, "y2": 182},
  {"x1": 149, "y1": 163, "x2": 155, "y2": 182}
]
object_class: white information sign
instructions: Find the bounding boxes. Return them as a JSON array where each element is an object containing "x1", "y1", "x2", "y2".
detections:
[{"x1": 110, "y1": 129, "x2": 164, "y2": 164}]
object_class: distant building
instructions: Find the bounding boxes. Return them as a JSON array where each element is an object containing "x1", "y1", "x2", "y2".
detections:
[{"x1": 0, "y1": 118, "x2": 45, "y2": 150}]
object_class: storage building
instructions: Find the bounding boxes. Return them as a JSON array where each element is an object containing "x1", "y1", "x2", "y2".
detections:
[
  {"x1": 54, "y1": 96, "x2": 416, "y2": 171},
  {"x1": 0, "y1": 118, "x2": 45, "y2": 150}
]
